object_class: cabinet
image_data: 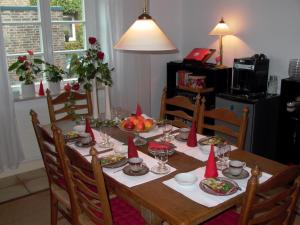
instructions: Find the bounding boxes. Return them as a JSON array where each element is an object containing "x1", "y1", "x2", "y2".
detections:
[
  {"x1": 167, "y1": 61, "x2": 232, "y2": 108},
  {"x1": 216, "y1": 94, "x2": 280, "y2": 160}
]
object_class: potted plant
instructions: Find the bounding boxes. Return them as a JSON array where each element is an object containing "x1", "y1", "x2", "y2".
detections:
[
  {"x1": 64, "y1": 30, "x2": 70, "y2": 42},
  {"x1": 8, "y1": 50, "x2": 43, "y2": 98},
  {"x1": 44, "y1": 62, "x2": 66, "y2": 95}
]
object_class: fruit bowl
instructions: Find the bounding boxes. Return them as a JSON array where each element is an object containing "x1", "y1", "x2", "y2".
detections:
[{"x1": 118, "y1": 115, "x2": 156, "y2": 133}]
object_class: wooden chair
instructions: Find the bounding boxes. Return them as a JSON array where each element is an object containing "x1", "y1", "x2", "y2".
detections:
[
  {"x1": 203, "y1": 165, "x2": 300, "y2": 225},
  {"x1": 30, "y1": 110, "x2": 72, "y2": 225},
  {"x1": 197, "y1": 97, "x2": 249, "y2": 149},
  {"x1": 52, "y1": 128, "x2": 146, "y2": 225},
  {"x1": 46, "y1": 89, "x2": 93, "y2": 123},
  {"x1": 160, "y1": 87, "x2": 201, "y2": 128}
]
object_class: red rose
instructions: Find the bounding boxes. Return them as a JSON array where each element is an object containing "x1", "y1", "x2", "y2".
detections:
[
  {"x1": 97, "y1": 51, "x2": 104, "y2": 60},
  {"x1": 71, "y1": 82, "x2": 80, "y2": 91},
  {"x1": 64, "y1": 83, "x2": 71, "y2": 92},
  {"x1": 18, "y1": 56, "x2": 26, "y2": 63},
  {"x1": 27, "y1": 50, "x2": 34, "y2": 55},
  {"x1": 88, "y1": 37, "x2": 97, "y2": 45}
]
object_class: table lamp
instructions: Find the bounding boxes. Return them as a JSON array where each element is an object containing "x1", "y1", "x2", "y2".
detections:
[{"x1": 209, "y1": 17, "x2": 232, "y2": 66}]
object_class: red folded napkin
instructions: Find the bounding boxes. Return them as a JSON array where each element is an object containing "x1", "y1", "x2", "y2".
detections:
[
  {"x1": 135, "y1": 103, "x2": 142, "y2": 116},
  {"x1": 128, "y1": 136, "x2": 138, "y2": 158},
  {"x1": 187, "y1": 122, "x2": 197, "y2": 147},
  {"x1": 85, "y1": 118, "x2": 95, "y2": 142},
  {"x1": 148, "y1": 141, "x2": 174, "y2": 151},
  {"x1": 38, "y1": 80, "x2": 45, "y2": 96},
  {"x1": 204, "y1": 145, "x2": 218, "y2": 178}
]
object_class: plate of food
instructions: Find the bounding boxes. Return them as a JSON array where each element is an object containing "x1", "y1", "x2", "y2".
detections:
[
  {"x1": 64, "y1": 131, "x2": 80, "y2": 142},
  {"x1": 99, "y1": 154, "x2": 128, "y2": 168},
  {"x1": 199, "y1": 177, "x2": 239, "y2": 196},
  {"x1": 118, "y1": 115, "x2": 156, "y2": 133},
  {"x1": 198, "y1": 136, "x2": 225, "y2": 154}
]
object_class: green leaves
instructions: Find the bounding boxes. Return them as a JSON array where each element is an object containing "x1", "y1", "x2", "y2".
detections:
[{"x1": 8, "y1": 61, "x2": 20, "y2": 71}]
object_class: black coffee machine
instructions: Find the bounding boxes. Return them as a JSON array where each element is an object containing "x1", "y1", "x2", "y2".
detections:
[{"x1": 231, "y1": 54, "x2": 269, "y2": 98}]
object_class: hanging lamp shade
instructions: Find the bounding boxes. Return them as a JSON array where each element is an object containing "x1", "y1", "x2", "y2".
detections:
[
  {"x1": 209, "y1": 18, "x2": 232, "y2": 36},
  {"x1": 114, "y1": 11, "x2": 176, "y2": 51}
]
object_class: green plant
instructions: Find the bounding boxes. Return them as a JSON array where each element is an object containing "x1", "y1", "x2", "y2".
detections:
[
  {"x1": 44, "y1": 63, "x2": 67, "y2": 82},
  {"x1": 64, "y1": 41, "x2": 83, "y2": 50},
  {"x1": 70, "y1": 36, "x2": 113, "y2": 91},
  {"x1": 8, "y1": 50, "x2": 43, "y2": 85}
]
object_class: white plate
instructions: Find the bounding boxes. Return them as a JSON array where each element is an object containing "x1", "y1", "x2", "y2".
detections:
[{"x1": 174, "y1": 173, "x2": 198, "y2": 186}]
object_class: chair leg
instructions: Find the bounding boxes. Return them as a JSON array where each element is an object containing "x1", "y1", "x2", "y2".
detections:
[{"x1": 50, "y1": 193, "x2": 58, "y2": 225}]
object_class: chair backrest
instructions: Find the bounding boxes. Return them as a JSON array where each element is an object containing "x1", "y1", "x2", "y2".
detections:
[
  {"x1": 239, "y1": 165, "x2": 300, "y2": 225},
  {"x1": 30, "y1": 110, "x2": 67, "y2": 190},
  {"x1": 197, "y1": 97, "x2": 249, "y2": 149},
  {"x1": 60, "y1": 140, "x2": 114, "y2": 225},
  {"x1": 46, "y1": 89, "x2": 93, "y2": 123},
  {"x1": 160, "y1": 87, "x2": 201, "y2": 128}
]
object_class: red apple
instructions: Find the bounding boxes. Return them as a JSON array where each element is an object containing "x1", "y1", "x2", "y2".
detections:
[
  {"x1": 135, "y1": 121, "x2": 145, "y2": 132},
  {"x1": 124, "y1": 120, "x2": 134, "y2": 130}
]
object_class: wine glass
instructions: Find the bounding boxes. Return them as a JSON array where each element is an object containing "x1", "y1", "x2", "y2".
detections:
[
  {"x1": 98, "y1": 126, "x2": 113, "y2": 148},
  {"x1": 151, "y1": 149, "x2": 170, "y2": 174},
  {"x1": 161, "y1": 119, "x2": 173, "y2": 142},
  {"x1": 216, "y1": 143, "x2": 231, "y2": 170}
]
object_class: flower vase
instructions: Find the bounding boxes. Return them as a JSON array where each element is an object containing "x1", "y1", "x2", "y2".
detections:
[
  {"x1": 21, "y1": 83, "x2": 35, "y2": 98},
  {"x1": 48, "y1": 81, "x2": 61, "y2": 95},
  {"x1": 105, "y1": 85, "x2": 111, "y2": 120},
  {"x1": 92, "y1": 78, "x2": 99, "y2": 119}
]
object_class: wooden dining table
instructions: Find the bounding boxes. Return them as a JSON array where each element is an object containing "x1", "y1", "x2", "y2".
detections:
[{"x1": 44, "y1": 120, "x2": 287, "y2": 225}]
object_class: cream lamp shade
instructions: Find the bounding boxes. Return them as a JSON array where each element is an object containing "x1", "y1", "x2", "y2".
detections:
[
  {"x1": 209, "y1": 17, "x2": 232, "y2": 36},
  {"x1": 114, "y1": 0, "x2": 176, "y2": 52}
]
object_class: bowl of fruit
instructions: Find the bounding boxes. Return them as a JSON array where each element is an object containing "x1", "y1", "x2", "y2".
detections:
[{"x1": 119, "y1": 115, "x2": 155, "y2": 133}]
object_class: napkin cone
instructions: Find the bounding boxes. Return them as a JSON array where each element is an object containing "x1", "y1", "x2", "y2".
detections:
[
  {"x1": 38, "y1": 80, "x2": 45, "y2": 96},
  {"x1": 128, "y1": 136, "x2": 138, "y2": 158},
  {"x1": 187, "y1": 122, "x2": 197, "y2": 147},
  {"x1": 135, "y1": 103, "x2": 142, "y2": 116},
  {"x1": 204, "y1": 145, "x2": 218, "y2": 178},
  {"x1": 85, "y1": 118, "x2": 95, "y2": 142}
]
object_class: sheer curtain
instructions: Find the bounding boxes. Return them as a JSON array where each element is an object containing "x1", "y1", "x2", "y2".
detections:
[
  {"x1": 0, "y1": 17, "x2": 24, "y2": 172},
  {"x1": 96, "y1": 0, "x2": 152, "y2": 116}
]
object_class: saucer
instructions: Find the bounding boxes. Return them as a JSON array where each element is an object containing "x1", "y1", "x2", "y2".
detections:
[
  {"x1": 174, "y1": 134, "x2": 188, "y2": 142},
  {"x1": 75, "y1": 141, "x2": 96, "y2": 148},
  {"x1": 222, "y1": 168, "x2": 249, "y2": 179},
  {"x1": 123, "y1": 165, "x2": 149, "y2": 176}
]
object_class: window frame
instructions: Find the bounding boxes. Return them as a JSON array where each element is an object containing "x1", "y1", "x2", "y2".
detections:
[{"x1": 1, "y1": 0, "x2": 96, "y2": 95}]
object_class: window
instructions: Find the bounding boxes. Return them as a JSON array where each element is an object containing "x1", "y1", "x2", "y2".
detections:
[{"x1": 0, "y1": 0, "x2": 88, "y2": 89}]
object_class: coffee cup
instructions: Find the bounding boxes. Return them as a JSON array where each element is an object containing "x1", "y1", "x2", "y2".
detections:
[
  {"x1": 128, "y1": 157, "x2": 144, "y2": 172},
  {"x1": 79, "y1": 132, "x2": 92, "y2": 144},
  {"x1": 229, "y1": 160, "x2": 246, "y2": 176},
  {"x1": 178, "y1": 128, "x2": 190, "y2": 140}
]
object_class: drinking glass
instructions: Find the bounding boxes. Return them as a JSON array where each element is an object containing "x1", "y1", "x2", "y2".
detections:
[
  {"x1": 161, "y1": 120, "x2": 173, "y2": 142},
  {"x1": 151, "y1": 149, "x2": 170, "y2": 174},
  {"x1": 98, "y1": 127, "x2": 113, "y2": 148},
  {"x1": 216, "y1": 143, "x2": 231, "y2": 170}
]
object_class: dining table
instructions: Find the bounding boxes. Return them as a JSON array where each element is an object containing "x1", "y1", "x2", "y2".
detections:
[{"x1": 43, "y1": 119, "x2": 287, "y2": 225}]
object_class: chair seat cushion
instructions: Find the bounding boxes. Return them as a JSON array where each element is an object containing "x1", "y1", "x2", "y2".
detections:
[
  {"x1": 79, "y1": 197, "x2": 146, "y2": 225},
  {"x1": 203, "y1": 209, "x2": 239, "y2": 225}
]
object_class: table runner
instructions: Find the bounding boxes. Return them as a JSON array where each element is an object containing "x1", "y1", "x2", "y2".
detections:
[{"x1": 163, "y1": 166, "x2": 272, "y2": 207}]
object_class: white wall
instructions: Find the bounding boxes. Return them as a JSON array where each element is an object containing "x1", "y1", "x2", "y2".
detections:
[{"x1": 181, "y1": 0, "x2": 300, "y2": 89}]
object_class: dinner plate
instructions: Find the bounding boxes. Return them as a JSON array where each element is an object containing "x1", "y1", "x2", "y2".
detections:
[
  {"x1": 122, "y1": 165, "x2": 149, "y2": 176},
  {"x1": 222, "y1": 168, "x2": 249, "y2": 180},
  {"x1": 199, "y1": 177, "x2": 239, "y2": 196},
  {"x1": 174, "y1": 134, "x2": 188, "y2": 142},
  {"x1": 100, "y1": 156, "x2": 128, "y2": 169},
  {"x1": 75, "y1": 141, "x2": 96, "y2": 148}
]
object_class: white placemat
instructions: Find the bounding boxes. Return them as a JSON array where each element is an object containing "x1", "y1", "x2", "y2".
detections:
[
  {"x1": 163, "y1": 166, "x2": 272, "y2": 207},
  {"x1": 67, "y1": 129, "x2": 123, "y2": 156},
  {"x1": 101, "y1": 151, "x2": 176, "y2": 188}
]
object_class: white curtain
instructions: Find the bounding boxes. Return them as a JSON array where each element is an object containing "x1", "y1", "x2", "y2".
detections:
[
  {"x1": 0, "y1": 17, "x2": 24, "y2": 172},
  {"x1": 96, "y1": 0, "x2": 152, "y2": 116}
]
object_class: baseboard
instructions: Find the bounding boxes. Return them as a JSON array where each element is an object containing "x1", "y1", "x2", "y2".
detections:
[{"x1": 0, "y1": 159, "x2": 44, "y2": 179}]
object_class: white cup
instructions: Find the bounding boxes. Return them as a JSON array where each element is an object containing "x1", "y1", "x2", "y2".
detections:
[
  {"x1": 229, "y1": 160, "x2": 246, "y2": 176},
  {"x1": 128, "y1": 157, "x2": 144, "y2": 172},
  {"x1": 178, "y1": 128, "x2": 190, "y2": 140},
  {"x1": 79, "y1": 132, "x2": 92, "y2": 144}
]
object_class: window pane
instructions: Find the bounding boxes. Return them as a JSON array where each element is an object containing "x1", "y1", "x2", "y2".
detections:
[
  {"x1": 54, "y1": 52, "x2": 83, "y2": 77},
  {"x1": 0, "y1": 0, "x2": 40, "y2": 22},
  {"x1": 3, "y1": 24, "x2": 42, "y2": 54},
  {"x1": 7, "y1": 55, "x2": 44, "y2": 85},
  {"x1": 50, "y1": 0, "x2": 83, "y2": 21},
  {"x1": 52, "y1": 23, "x2": 84, "y2": 51}
]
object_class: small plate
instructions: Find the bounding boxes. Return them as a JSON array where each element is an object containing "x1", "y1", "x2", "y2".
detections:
[
  {"x1": 174, "y1": 173, "x2": 198, "y2": 186},
  {"x1": 75, "y1": 141, "x2": 96, "y2": 148},
  {"x1": 174, "y1": 134, "x2": 188, "y2": 142},
  {"x1": 100, "y1": 155, "x2": 128, "y2": 169},
  {"x1": 222, "y1": 168, "x2": 249, "y2": 180},
  {"x1": 200, "y1": 177, "x2": 239, "y2": 196},
  {"x1": 123, "y1": 165, "x2": 149, "y2": 176}
]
